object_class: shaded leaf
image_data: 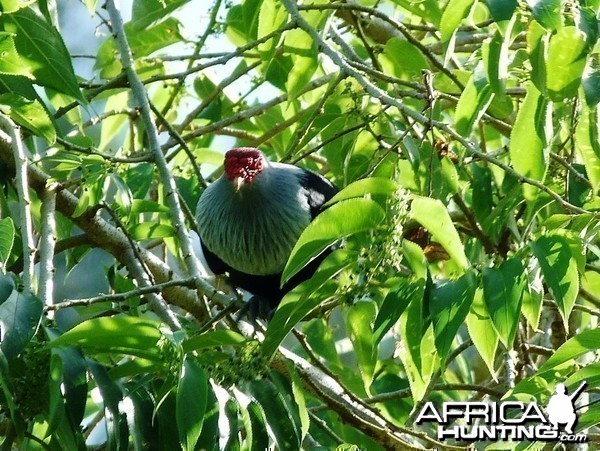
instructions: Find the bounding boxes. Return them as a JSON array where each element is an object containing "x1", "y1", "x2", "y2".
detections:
[
  {"x1": 466, "y1": 288, "x2": 499, "y2": 378},
  {"x1": 0, "y1": 218, "x2": 15, "y2": 267},
  {"x1": 0, "y1": 290, "x2": 42, "y2": 359},
  {"x1": 575, "y1": 102, "x2": 600, "y2": 195},
  {"x1": 177, "y1": 357, "x2": 208, "y2": 451},
  {"x1": 527, "y1": 0, "x2": 562, "y2": 31},
  {"x1": 482, "y1": 259, "x2": 526, "y2": 347},
  {"x1": 532, "y1": 234, "x2": 579, "y2": 330},
  {"x1": 429, "y1": 272, "x2": 476, "y2": 361}
]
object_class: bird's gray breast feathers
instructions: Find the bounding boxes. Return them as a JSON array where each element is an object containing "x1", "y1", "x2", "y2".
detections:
[{"x1": 196, "y1": 171, "x2": 311, "y2": 275}]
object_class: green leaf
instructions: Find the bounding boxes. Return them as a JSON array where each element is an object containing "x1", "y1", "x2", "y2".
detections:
[
  {"x1": 98, "y1": 90, "x2": 129, "y2": 151},
  {"x1": 284, "y1": 29, "x2": 317, "y2": 99},
  {"x1": 429, "y1": 272, "x2": 476, "y2": 361},
  {"x1": 263, "y1": 250, "x2": 352, "y2": 357},
  {"x1": 575, "y1": 103, "x2": 600, "y2": 195},
  {"x1": 0, "y1": 218, "x2": 15, "y2": 267},
  {"x1": 4, "y1": 8, "x2": 84, "y2": 102},
  {"x1": 131, "y1": 0, "x2": 192, "y2": 30},
  {"x1": 324, "y1": 177, "x2": 398, "y2": 206},
  {"x1": 582, "y1": 54, "x2": 600, "y2": 107},
  {"x1": 0, "y1": 33, "x2": 32, "y2": 78},
  {"x1": 257, "y1": 0, "x2": 288, "y2": 58},
  {"x1": 521, "y1": 264, "x2": 543, "y2": 330},
  {"x1": 177, "y1": 357, "x2": 208, "y2": 451},
  {"x1": 346, "y1": 301, "x2": 377, "y2": 386},
  {"x1": 466, "y1": 288, "x2": 499, "y2": 378},
  {"x1": 410, "y1": 196, "x2": 469, "y2": 271},
  {"x1": 440, "y1": 0, "x2": 475, "y2": 42},
  {"x1": 87, "y1": 360, "x2": 129, "y2": 449},
  {"x1": 482, "y1": 259, "x2": 526, "y2": 347},
  {"x1": 182, "y1": 330, "x2": 246, "y2": 353},
  {"x1": 373, "y1": 278, "x2": 414, "y2": 345},
  {"x1": 130, "y1": 222, "x2": 175, "y2": 240},
  {"x1": 246, "y1": 379, "x2": 300, "y2": 450},
  {"x1": 484, "y1": 0, "x2": 517, "y2": 22},
  {"x1": 527, "y1": 21, "x2": 549, "y2": 93},
  {"x1": 0, "y1": 93, "x2": 56, "y2": 143},
  {"x1": 379, "y1": 38, "x2": 428, "y2": 78},
  {"x1": 51, "y1": 316, "x2": 163, "y2": 360},
  {"x1": 509, "y1": 82, "x2": 550, "y2": 200},
  {"x1": 283, "y1": 198, "x2": 385, "y2": 284},
  {"x1": 0, "y1": 0, "x2": 35, "y2": 13},
  {"x1": 454, "y1": 64, "x2": 494, "y2": 137},
  {"x1": 0, "y1": 274, "x2": 13, "y2": 304},
  {"x1": 0, "y1": 290, "x2": 43, "y2": 358},
  {"x1": 527, "y1": 0, "x2": 562, "y2": 31},
  {"x1": 532, "y1": 235, "x2": 579, "y2": 330},
  {"x1": 238, "y1": 399, "x2": 269, "y2": 450},
  {"x1": 536, "y1": 328, "x2": 600, "y2": 378},
  {"x1": 546, "y1": 26, "x2": 588, "y2": 101},
  {"x1": 126, "y1": 18, "x2": 183, "y2": 58}
]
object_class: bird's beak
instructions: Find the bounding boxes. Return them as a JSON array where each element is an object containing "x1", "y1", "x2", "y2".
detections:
[{"x1": 232, "y1": 176, "x2": 244, "y2": 191}]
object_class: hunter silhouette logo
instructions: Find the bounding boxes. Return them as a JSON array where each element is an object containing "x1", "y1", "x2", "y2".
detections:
[
  {"x1": 546, "y1": 381, "x2": 586, "y2": 434},
  {"x1": 415, "y1": 380, "x2": 588, "y2": 443}
]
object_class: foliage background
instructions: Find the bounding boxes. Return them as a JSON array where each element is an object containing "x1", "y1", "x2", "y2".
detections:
[{"x1": 0, "y1": 0, "x2": 599, "y2": 449}]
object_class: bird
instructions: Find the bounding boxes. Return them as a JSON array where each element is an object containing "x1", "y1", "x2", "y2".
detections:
[{"x1": 196, "y1": 147, "x2": 338, "y2": 318}]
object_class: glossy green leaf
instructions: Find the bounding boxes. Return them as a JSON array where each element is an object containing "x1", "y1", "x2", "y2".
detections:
[
  {"x1": 0, "y1": 33, "x2": 32, "y2": 78},
  {"x1": 532, "y1": 235, "x2": 579, "y2": 330},
  {"x1": 373, "y1": 279, "x2": 411, "y2": 346},
  {"x1": 182, "y1": 330, "x2": 246, "y2": 353},
  {"x1": 283, "y1": 198, "x2": 385, "y2": 284},
  {"x1": 527, "y1": 21, "x2": 549, "y2": 93},
  {"x1": 264, "y1": 249, "x2": 353, "y2": 356},
  {"x1": 575, "y1": 103, "x2": 600, "y2": 195},
  {"x1": 429, "y1": 272, "x2": 476, "y2": 361},
  {"x1": 284, "y1": 29, "x2": 317, "y2": 99},
  {"x1": 177, "y1": 357, "x2": 208, "y2": 451},
  {"x1": 87, "y1": 360, "x2": 129, "y2": 449},
  {"x1": 521, "y1": 264, "x2": 543, "y2": 330},
  {"x1": 546, "y1": 26, "x2": 588, "y2": 101},
  {"x1": 346, "y1": 301, "x2": 377, "y2": 386},
  {"x1": 582, "y1": 54, "x2": 600, "y2": 107},
  {"x1": 454, "y1": 64, "x2": 494, "y2": 137},
  {"x1": 51, "y1": 316, "x2": 163, "y2": 360},
  {"x1": 257, "y1": 0, "x2": 288, "y2": 58},
  {"x1": 0, "y1": 218, "x2": 15, "y2": 267},
  {"x1": 4, "y1": 8, "x2": 84, "y2": 102},
  {"x1": 0, "y1": 274, "x2": 13, "y2": 304},
  {"x1": 0, "y1": 290, "x2": 43, "y2": 359},
  {"x1": 126, "y1": 18, "x2": 183, "y2": 58},
  {"x1": 536, "y1": 328, "x2": 600, "y2": 378},
  {"x1": 410, "y1": 196, "x2": 469, "y2": 271},
  {"x1": 324, "y1": 177, "x2": 398, "y2": 206},
  {"x1": 466, "y1": 288, "x2": 499, "y2": 378},
  {"x1": 527, "y1": 0, "x2": 562, "y2": 31},
  {"x1": 130, "y1": 222, "x2": 175, "y2": 240},
  {"x1": 484, "y1": 0, "x2": 517, "y2": 22},
  {"x1": 509, "y1": 82, "x2": 550, "y2": 200},
  {"x1": 440, "y1": 0, "x2": 475, "y2": 42},
  {"x1": 379, "y1": 38, "x2": 428, "y2": 78},
  {"x1": 131, "y1": 0, "x2": 192, "y2": 30},
  {"x1": 0, "y1": 93, "x2": 56, "y2": 143},
  {"x1": 238, "y1": 399, "x2": 269, "y2": 450},
  {"x1": 482, "y1": 259, "x2": 526, "y2": 347}
]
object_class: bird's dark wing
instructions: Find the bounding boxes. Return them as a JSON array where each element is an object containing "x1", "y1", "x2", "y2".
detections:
[{"x1": 298, "y1": 169, "x2": 338, "y2": 219}]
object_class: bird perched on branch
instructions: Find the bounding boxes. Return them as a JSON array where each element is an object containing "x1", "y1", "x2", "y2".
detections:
[{"x1": 196, "y1": 147, "x2": 337, "y2": 318}]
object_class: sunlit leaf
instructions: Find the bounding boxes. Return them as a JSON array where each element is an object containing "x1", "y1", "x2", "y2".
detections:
[
  {"x1": 466, "y1": 288, "x2": 499, "y2": 378},
  {"x1": 283, "y1": 198, "x2": 384, "y2": 284},
  {"x1": 410, "y1": 196, "x2": 469, "y2": 271}
]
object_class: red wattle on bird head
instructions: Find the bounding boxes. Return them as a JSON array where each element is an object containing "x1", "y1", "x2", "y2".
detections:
[{"x1": 224, "y1": 148, "x2": 264, "y2": 190}]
